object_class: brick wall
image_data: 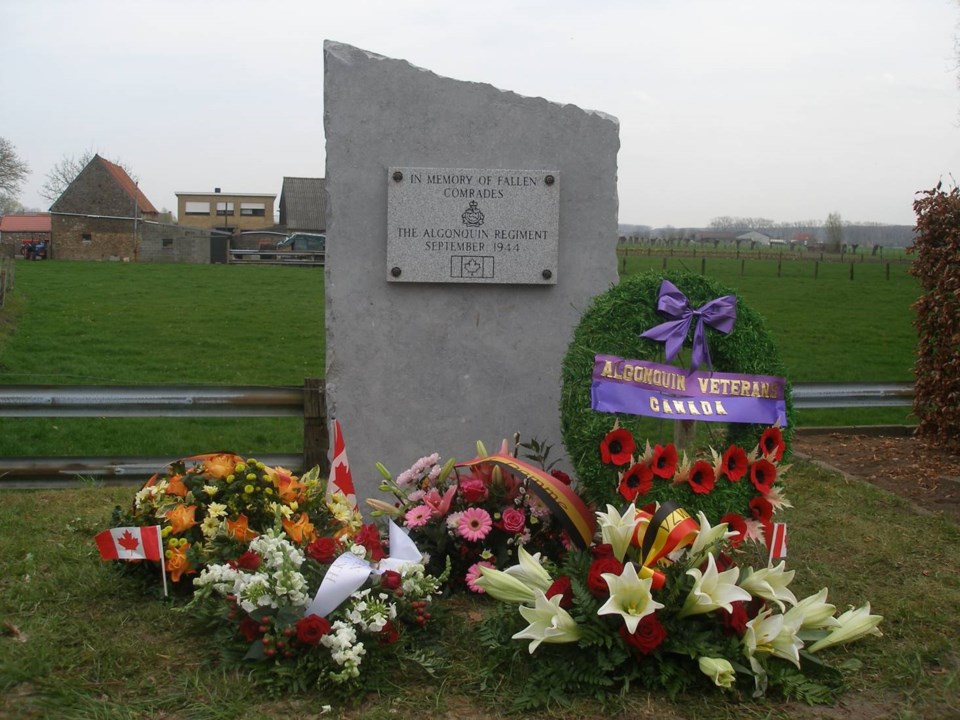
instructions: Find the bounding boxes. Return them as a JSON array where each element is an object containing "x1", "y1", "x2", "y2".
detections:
[{"x1": 51, "y1": 215, "x2": 137, "y2": 260}]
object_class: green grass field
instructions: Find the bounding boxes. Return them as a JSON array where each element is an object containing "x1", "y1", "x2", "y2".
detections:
[{"x1": 0, "y1": 256, "x2": 920, "y2": 458}]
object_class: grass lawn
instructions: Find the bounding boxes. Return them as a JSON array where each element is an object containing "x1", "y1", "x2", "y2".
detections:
[{"x1": 0, "y1": 461, "x2": 956, "y2": 719}]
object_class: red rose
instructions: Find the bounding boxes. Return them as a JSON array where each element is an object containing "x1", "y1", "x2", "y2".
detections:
[
  {"x1": 586, "y1": 556, "x2": 624, "y2": 597},
  {"x1": 378, "y1": 621, "x2": 400, "y2": 645},
  {"x1": 650, "y1": 443, "x2": 678, "y2": 479},
  {"x1": 296, "y1": 614, "x2": 331, "y2": 646},
  {"x1": 749, "y1": 459, "x2": 777, "y2": 494},
  {"x1": 720, "y1": 513, "x2": 747, "y2": 548},
  {"x1": 686, "y1": 460, "x2": 716, "y2": 495},
  {"x1": 749, "y1": 496, "x2": 773, "y2": 523},
  {"x1": 546, "y1": 575, "x2": 574, "y2": 609},
  {"x1": 718, "y1": 601, "x2": 748, "y2": 635},
  {"x1": 356, "y1": 523, "x2": 385, "y2": 561},
  {"x1": 238, "y1": 615, "x2": 261, "y2": 642},
  {"x1": 230, "y1": 550, "x2": 261, "y2": 571},
  {"x1": 619, "y1": 613, "x2": 667, "y2": 655},
  {"x1": 380, "y1": 569, "x2": 402, "y2": 591},
  {"x1": 306, "y1": 536, "x2": 341, "y2": 564},
  {"x1": 590, "y1": 543, "x2": 615, "y2": 559},
  {"x1": 720, "y1": 444, "x2": 748, "y2": 481},
  {"x1": 600, "y1": 428, "x2": 636, "y2": 466},
  {"x1": 501, "y1": 507, "x2": 526, "y2": 534},
  {"x1": 458, "y1": 475, "x2": 489, "y2": 503},
  {"x1": 618, "y1": 462, "x2": 653, "y2": 502},
  {"x1": 759, "y1": 427, "x2": 785, "y2": 462},
  {"x1": 550, "y1": 468, "x2": 572, "y2": 485}
]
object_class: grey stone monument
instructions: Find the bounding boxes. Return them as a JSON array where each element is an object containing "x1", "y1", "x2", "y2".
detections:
[{"x1": 324, "y1": 40, "x2": 619, "y2": 499}]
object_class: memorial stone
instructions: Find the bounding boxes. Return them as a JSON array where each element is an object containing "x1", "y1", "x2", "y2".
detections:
[{"x1": 324, "y1": 41, "x2": 619, "y2": 499}]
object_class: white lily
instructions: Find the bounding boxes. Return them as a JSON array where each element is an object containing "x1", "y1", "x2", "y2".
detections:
[
  {"x1": 596, "y1": 503, "x2": 641, "y2": 562},
  {"x1": 503, "y1": 546, "x2": 553, "y2": 592},
  {"x1": 679, "y1": 553, "x2": 752, "y2": 617},
  {"x1": 743, "y1": 608, "x2": 804, "y2": 668},
  {"x1": 686, "y1": 511, "x2": 737, "y2": 565},
  {"x1": 697, "y1": 656, "x2": 736, "y2": 689},
  {"x1": 474, "y1": 566, "x2": 537, "y2": 604},
  {"x1": 783, "y1": 588, "x2": 840, "y2": 631},
  {"x1": 739, "y1": 561, "x2": 797, "y2": 611},
  {"x1": 808, "y1": 603, "x2": 882, "y2": 653},
  {"x1": 513, "y1": 590, "x2": 582, "y2": 653},
  {"x1": 597, "y1": 562, "x2": 664, "y2": 633}
]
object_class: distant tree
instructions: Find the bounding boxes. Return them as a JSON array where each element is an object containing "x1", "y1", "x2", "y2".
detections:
[
  {"x1": 825, "y1": 212, "x2": 844, "y2": 253},
  {"x1": 39, "y1": 150, "x2": 138, "y2": 202},
  {"x1": 0, "y1": 137, "x2": 29, "y2": 198},
  {"x1": 0, "y1": 194, "x2": 24, "y2": 215}
]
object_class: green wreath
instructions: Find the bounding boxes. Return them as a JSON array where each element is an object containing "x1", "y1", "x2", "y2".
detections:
[{"x1": 560, "y1": 270, "x2": 793, "y2": 515}]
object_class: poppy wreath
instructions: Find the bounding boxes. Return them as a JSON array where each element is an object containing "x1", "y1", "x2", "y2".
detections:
[{"x1": 560, "y1": 270, "x2": 794, "y2": 512}]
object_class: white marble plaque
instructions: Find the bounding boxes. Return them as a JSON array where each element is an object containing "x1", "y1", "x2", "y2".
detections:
[{"x1": 387, "y1": 167, "x2": 559, "y2": 284}]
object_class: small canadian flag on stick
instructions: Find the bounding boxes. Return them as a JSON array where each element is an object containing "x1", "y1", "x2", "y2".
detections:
[
  {"x1": 95, "y1": 525, "x2": 168, "y2": 596},
  {"x1": 767, "y1": 522, "x2": 787, "y2": 566}
]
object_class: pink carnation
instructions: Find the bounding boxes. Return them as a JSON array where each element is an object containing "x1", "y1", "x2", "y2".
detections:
[
  {"x1": 457, "y1": 507, "x2": 493, "y2": 542},
  {"x1": 465, "y1": 561, "x2": 495, "y2": 593},
  {"x1": 404, "y1": 504, "x2": 433, "y2": 528}
]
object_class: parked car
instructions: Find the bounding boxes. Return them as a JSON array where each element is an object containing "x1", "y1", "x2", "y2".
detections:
[{"x1": 276, "y1": 233, "x2": 326, "y2": 253}]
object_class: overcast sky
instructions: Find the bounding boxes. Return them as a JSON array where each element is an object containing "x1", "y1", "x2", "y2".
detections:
[{"x1": 3, "y1": 0, "x2": 958, "y2": 228}]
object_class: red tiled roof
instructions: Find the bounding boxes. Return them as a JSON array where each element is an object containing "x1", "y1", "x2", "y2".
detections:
[
  {"x1": 0, "y1": 213, "x2": 51, "y2": 233},
  {"x1": 97, "y1": 156, "x2": 158, "y2": 214}
]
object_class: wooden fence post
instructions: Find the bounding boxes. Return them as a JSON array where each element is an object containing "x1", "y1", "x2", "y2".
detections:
[
  {"x1": 674, "y1": 420, "x2": 696, "y2": 451},
  {"x1": 302, "y1": 377, "x2": 330, "y2": 475}
]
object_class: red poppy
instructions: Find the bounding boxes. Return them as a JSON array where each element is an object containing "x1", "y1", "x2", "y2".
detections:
[
  {"x1": 650, "y1": 443, "x2": 678, "y2": 479},
  {"x1": 749, "y1": 496, "x2": 773, "y2": 523},
  {"x1": 618, "y1": 462, "x2": 653, "y2": 501},
  {"x1": 599, "y1": 428, "x2": 636, "y2": 466},
  {"x1": 296, "y1": 614, "x2": 331, "y2": 646},
  {"x1": 586, "y1": 556, "x2": 624, "y2": 597},
  {"x1": 759, "y1": 427, "x2": 785, "y2": 462},
  {"x1": 720, "y1": 513, "x2": 747, "y2": 548},
  {"x1": 686, "y1": 460, "x2": 716, "y2": 495},
  {"x1": 720, "y1": 444, "x2": 748, "y2": 481},
  {"x1": 619, "y1": 614, "x2": 667, "y2": 655},
  {"x1": 749, "y1": 459, "x2": 777, "y2": 494},
  {"x1": 545, "y1": 575, "x2": 574, "y2": 609}
]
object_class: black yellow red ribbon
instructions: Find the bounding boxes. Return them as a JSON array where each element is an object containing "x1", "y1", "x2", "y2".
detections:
[
  {"x1": 456, "y1": 453, "x2": 597, "y2": 549},
  {"x1": 633, "y1": 500, "x2": 700, "y2": 589}
]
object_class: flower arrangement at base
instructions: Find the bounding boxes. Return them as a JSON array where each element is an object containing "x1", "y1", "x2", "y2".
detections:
[
  {"x1": 368, "y1": 440, "x2": 583, "y2": 592},
  {"x1": 114, "y1": 453, "x2": 362, "y2": 587},
  {"x1": 184, "y1": 522, "x2": 446, "y2": 693},
  {"x1": 475, "y1": 503, "x2": 881, "y2": 708},
  {"x1": 600, "y1": 423, "x2": 791, "y2": 548}
]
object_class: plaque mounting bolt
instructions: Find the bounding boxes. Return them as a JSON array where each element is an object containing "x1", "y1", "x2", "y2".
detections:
[
  {"x1": 391, "y1": 266, "x2": 402, "y2": 277},
  {"x1": 542, "y1": 269, "x2": 553, "y2": 280},
  {"x1": 392, "y1": 171, "x2": 403, "y2": 182},
  {"x1": 544, "y1": 175, "x2": 555, "y2": 186}
]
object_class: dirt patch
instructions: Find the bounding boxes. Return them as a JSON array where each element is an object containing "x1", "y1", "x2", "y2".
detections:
[{"x1": 792, "y1": 429, "x2": 960, "y2": 523}]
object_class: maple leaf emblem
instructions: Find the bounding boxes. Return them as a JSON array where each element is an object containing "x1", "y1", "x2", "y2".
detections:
[{"x1": 118, "y1": 530, "x2": 141, "y2": 552}]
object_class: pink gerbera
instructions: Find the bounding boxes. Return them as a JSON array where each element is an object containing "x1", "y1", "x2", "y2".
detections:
[
  {"x1": 404, "y1": 504, "x2": 433, "y2": 528},
  {"x1": 457, "y1": 507, "x2": 493, "y2": 542},
  {"x1": 465, "y1": 561, "x2": 495, "y2": 593}
]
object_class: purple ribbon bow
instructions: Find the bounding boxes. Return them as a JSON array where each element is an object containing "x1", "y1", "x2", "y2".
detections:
[{"x1": 639, "y1": 280, "x2": 737, "y2": 372}]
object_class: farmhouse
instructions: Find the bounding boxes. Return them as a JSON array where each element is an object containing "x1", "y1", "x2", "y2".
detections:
[
  {"x1": 0, "y1": 212, "x2": 51, "y2": 257},
  {"x1": 176, "y1": 189, "x2": 276, "y2": 233},
  {"x1": 278, "y1": 177, "x2": 326, "y2": 234}
]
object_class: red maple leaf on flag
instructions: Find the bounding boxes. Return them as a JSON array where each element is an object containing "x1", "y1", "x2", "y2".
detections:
[{"x1": 117, "y1": 530, "x2": 141, "y2": 552}]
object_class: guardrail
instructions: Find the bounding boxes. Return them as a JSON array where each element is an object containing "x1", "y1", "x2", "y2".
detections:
[
  {"x1": 228, "y1": 249, "x2": 325, "y2": 266},
  {"x1": 0, "y1": 380, "x2": 912, "y2": 488}
]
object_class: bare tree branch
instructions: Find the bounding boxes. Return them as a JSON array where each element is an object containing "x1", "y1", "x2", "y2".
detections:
[{"x1": 0, "y1": 137, "x2": 30, "y2": 197}]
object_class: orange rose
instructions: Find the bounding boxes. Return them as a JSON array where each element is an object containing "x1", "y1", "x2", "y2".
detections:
[
  {"x1": 202, "y1": 453, "x2": 242, "y2": 480},
  {"x1": 282, "y1": 512, "x2": 316, "y2": 544},
  {"x1": 167, "y1": 543, "x2": 195, "y2": 582},
  {"x1": 165, "y1": 504, "x2": 198, "y2": 534},
  {"x1": 165, "y1": 474, "x2": 188, "y2": 498},
  {"x1": 225, "y1": 513, "x2": 259, "y2": 542}
]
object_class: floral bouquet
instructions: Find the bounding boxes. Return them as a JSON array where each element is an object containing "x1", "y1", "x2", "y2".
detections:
[
  {"x1": 601, "y1": 424, "x2": 791, "y2": 548},
  {"x1": 115, "y1": 453, "x2": 362, "y2": 586},
  {"x1": 368, "y1": 440, "x2": 582, "y2": 592},
  {"x1": 475, "y1": 504, "x2": 881, "y2": 707},
  {"x1": 185, "y1": 521, "x2": 446, "y2": 691}
]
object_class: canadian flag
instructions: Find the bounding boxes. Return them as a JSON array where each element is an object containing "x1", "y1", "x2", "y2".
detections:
[
  {"x1": 767, "y1": 522, "x2": 787, "y2": 565},
  {"x1": 326, "y1": 419, "x2": 358, "y2": 511},
  {"x1": 95, "y1": 526, "x2": 163, "y2": 561}
]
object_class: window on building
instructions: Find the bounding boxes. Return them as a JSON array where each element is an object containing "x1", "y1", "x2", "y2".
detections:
[
  {"x1": 185, "y1": 201, "x2": 211, "y2": 215},
  {"x1": 81, "y1": 233, "x2": 92, "y2": 244},
  {"x1": 216, "y1": 202, "x2": 235, "y2": 216},
  {"x1": 240, "y1": 202, "x2": 266, "y2": 217},
  {"x1": 162, "y1": 238, "x2": 174, "y2": 249}
]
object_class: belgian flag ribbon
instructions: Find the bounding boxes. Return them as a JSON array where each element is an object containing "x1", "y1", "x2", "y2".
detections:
[
  {"x1": 636, "y1": 500, "x2": 700, "y2": 587},
  {"x1": 456, "y1": 454, "x2": 597, "y2": 549}
]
